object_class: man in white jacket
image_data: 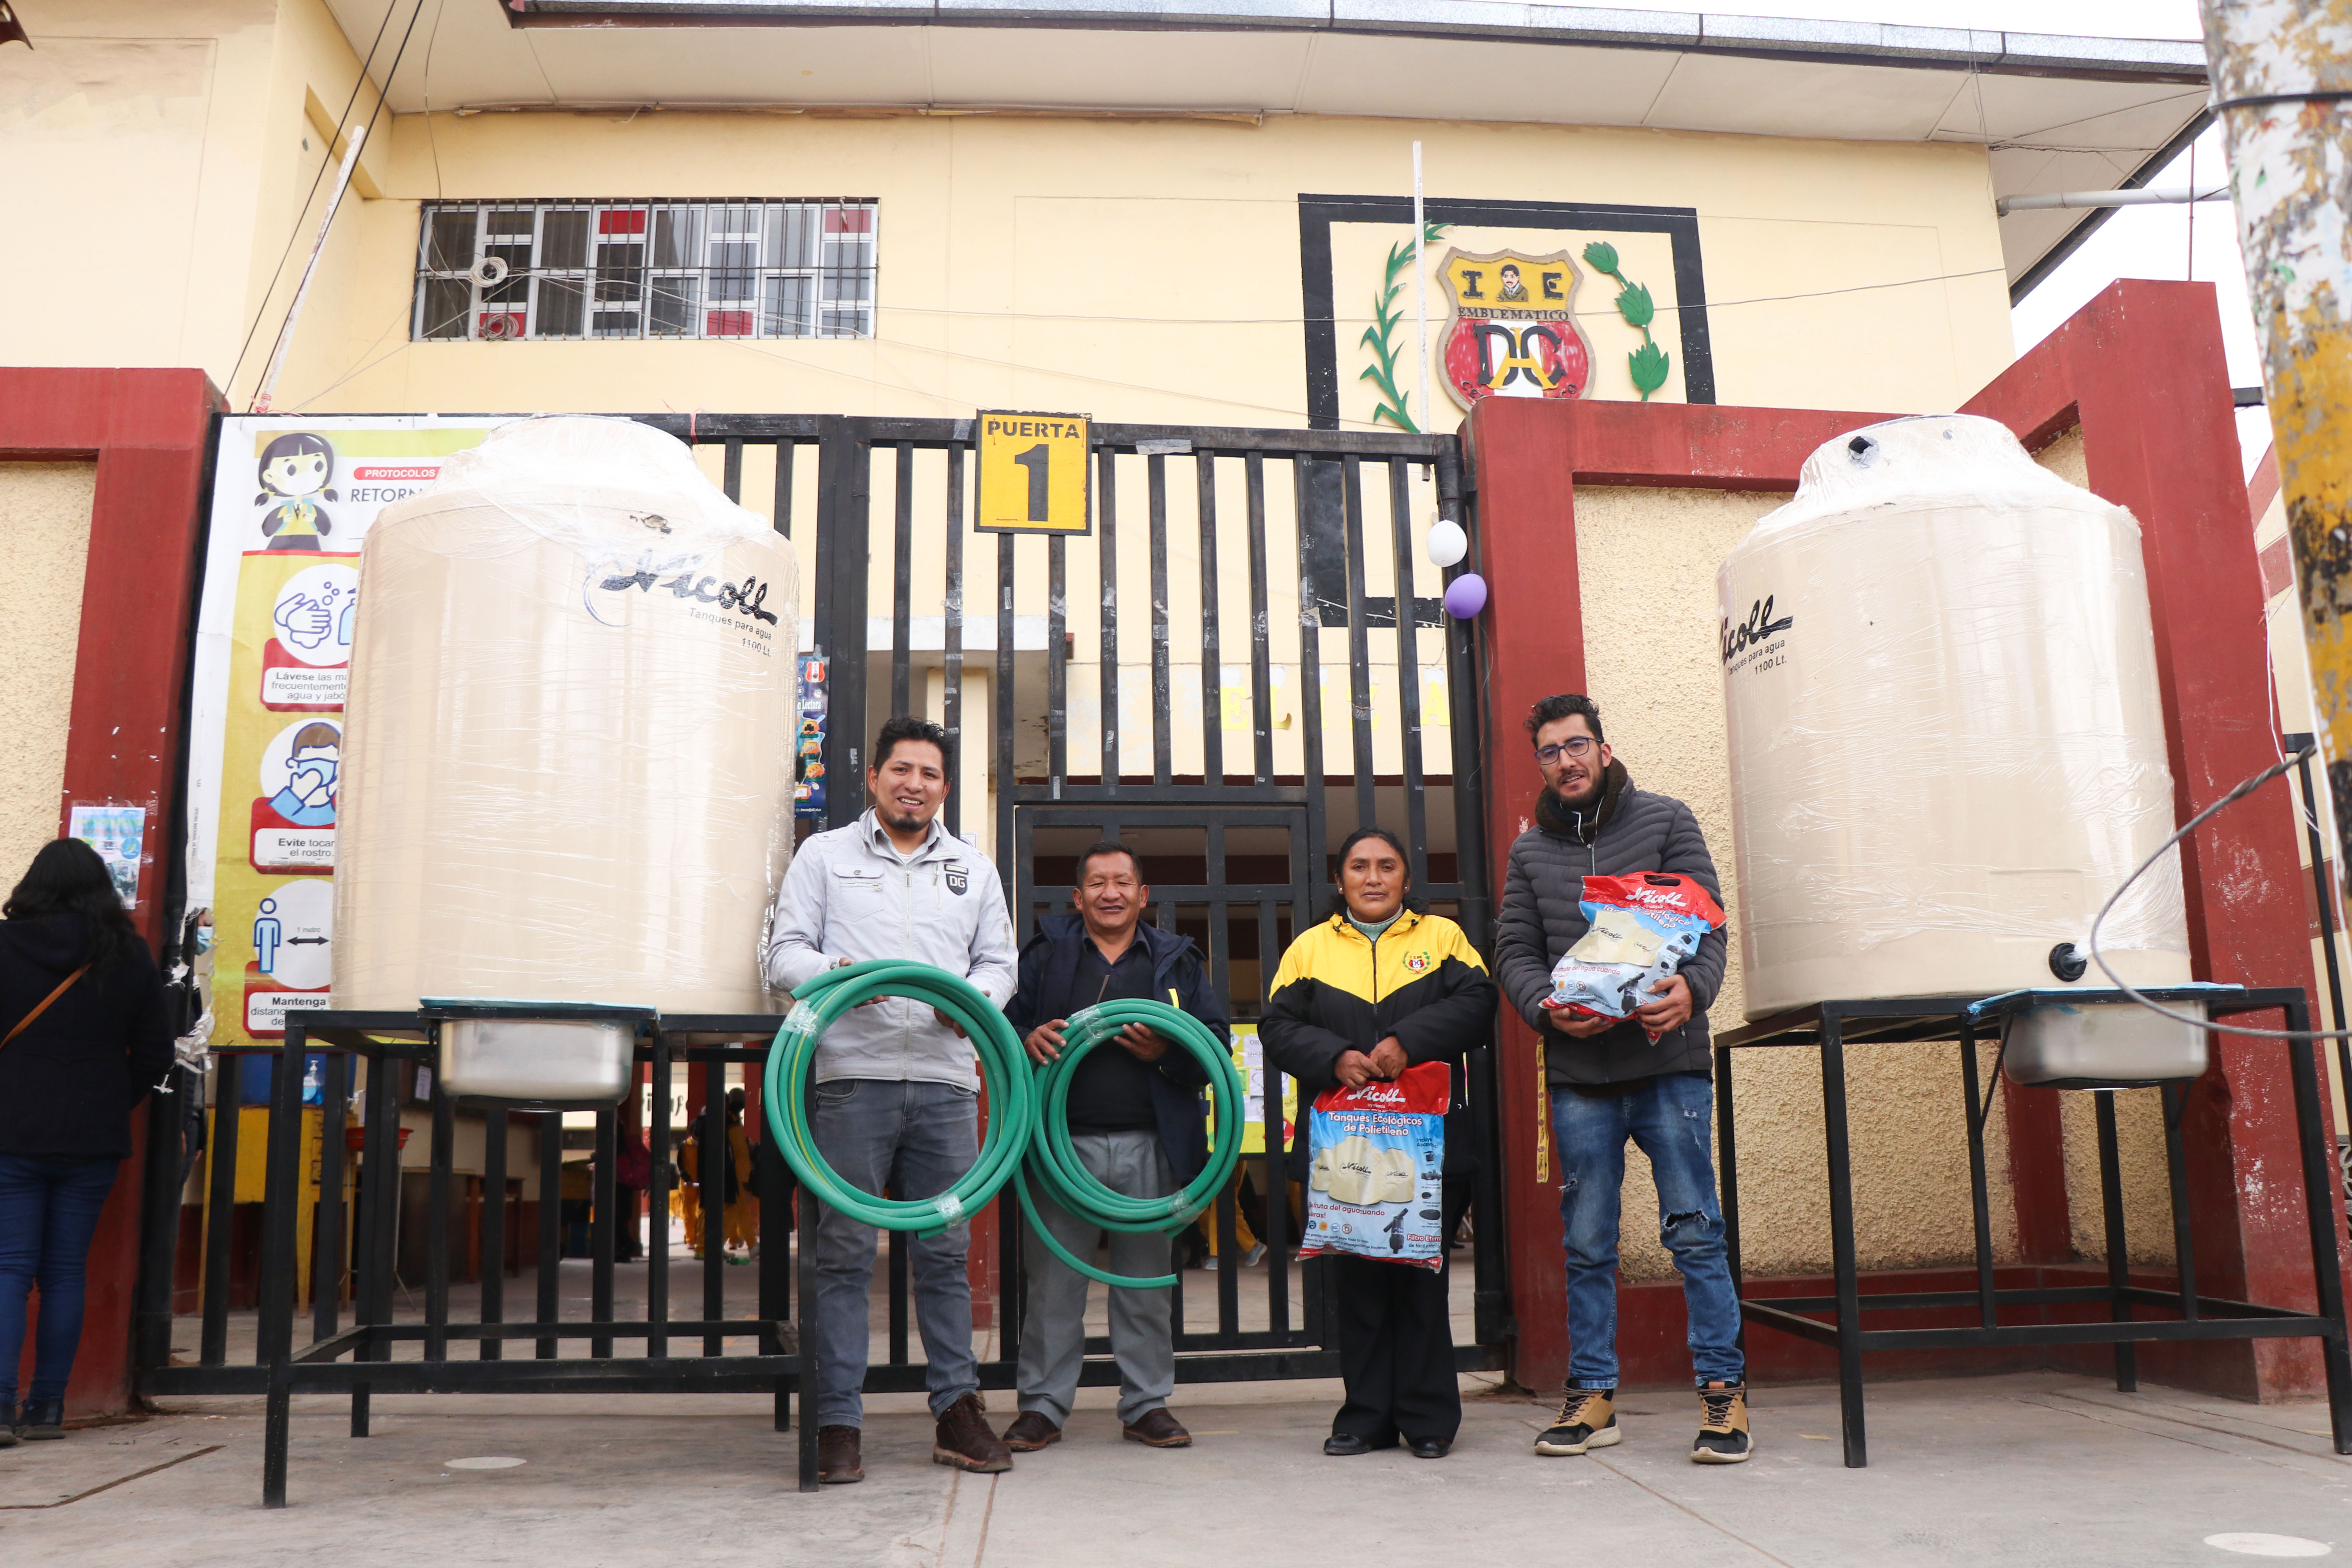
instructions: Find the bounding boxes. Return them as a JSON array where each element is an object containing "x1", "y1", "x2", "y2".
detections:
[{"x1": 763, "y1": 715, "x2": 1018, "y2": 1485}]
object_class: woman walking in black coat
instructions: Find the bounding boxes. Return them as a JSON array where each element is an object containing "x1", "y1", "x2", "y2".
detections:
[
  {"x1": 0, "y1": 839, "x2": 174, "y2": 1443},
  {"x1": 1259, "y1": 827, "x2": 1497, "y2": 1459}
]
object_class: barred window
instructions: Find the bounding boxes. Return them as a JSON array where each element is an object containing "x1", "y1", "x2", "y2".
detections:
[{"x1": 412, "y1": 199, "x2": 878, "y2": 342}]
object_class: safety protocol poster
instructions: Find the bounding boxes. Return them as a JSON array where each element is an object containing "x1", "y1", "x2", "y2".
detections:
[{"x1": 187, "y1": 417, "x2": 512, "y2": 1047}]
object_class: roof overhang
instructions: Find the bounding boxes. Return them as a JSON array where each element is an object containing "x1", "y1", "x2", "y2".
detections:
[{"x1": 335, "y1": 0, "x2": 2211, "y2": 298}]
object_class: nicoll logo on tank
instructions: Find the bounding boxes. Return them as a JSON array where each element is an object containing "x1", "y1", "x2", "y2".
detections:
[
  {"x1": 1720, "y1": 595, "x2": 1794, "y2": 666},
  {"x1": 588, "y1": 553, "x2": 783, "y2": 629}
]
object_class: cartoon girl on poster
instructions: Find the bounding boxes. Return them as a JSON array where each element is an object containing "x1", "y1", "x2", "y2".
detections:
[{"x1": 255, "y1": 431, "x2": 339, "y2": 552}]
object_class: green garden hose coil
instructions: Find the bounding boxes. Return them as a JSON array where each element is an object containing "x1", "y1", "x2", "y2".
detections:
[
  {"x1": 1014, "y1": 998, "x2": 1245, "y2": 1290},
  {"x1": 762, "y1": 962, "x2": 1245, "y2": 1290},
  {"x1": 762, "y1": 960, "x2": 1038, "y2": 1237}
]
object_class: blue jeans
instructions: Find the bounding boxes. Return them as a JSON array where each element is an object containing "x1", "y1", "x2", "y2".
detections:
[
  {"x1": 809, "y1": 1079, "x2": 980, "y2": 1427},
  {"x1": 1550, "y1": 1074, "x2": 1743, "y2": 1391},
  {"x1": 0, "y1": 1155, "x2": 121, "y2": 1408}
]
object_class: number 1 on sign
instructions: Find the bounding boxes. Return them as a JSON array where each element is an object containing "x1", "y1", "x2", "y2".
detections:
[{"x1": 1014, "y1": 444, "x2": 1049, "y2": 522}]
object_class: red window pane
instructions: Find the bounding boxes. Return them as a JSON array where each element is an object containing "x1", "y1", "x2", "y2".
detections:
[
  {"x1": 599, "y1": 209, "x2": 647, "y2": 234},
  {"x1": 824, "y1": 208, "x2": 873, "y2": 233},
  {"x1": 706, "y1": 310, "x2": 754, "y2": 337},
  {"x1": 479, "y1": 312, "x2": 526, "y2": 340}
]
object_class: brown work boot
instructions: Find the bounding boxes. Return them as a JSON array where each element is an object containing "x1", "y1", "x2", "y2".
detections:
[
  {"x1": 1003, "y1": 1410, "x2": 1062, "y2": 1452},
  {"x1": 933, "y1": 1393, "x2": 1014, "y2": 1473},
  {"x1": 817, "y1": 1423, "x2": 864, "y2": 1485},
  {"x1": 1122, "y1": 1408, "x2": 1191, "y2": 1448}
]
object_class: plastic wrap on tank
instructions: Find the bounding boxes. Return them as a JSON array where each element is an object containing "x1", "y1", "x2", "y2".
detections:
[
  {"x1": 1718, "y1": 414, "x2": 2190, "y2": 1020},
  {"x1": 331, "y1": 415, "x2": 799, "y2": 1015}
]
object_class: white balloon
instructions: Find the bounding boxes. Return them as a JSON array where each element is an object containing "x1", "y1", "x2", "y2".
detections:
[{"x1": 1425, "y1": 518, "x2": 1468, "y2": 569}]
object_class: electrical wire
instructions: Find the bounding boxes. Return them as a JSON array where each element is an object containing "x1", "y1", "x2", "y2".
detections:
[{"x1": 2087, "y1": 741, "x2": 2352, "y2": 1039}]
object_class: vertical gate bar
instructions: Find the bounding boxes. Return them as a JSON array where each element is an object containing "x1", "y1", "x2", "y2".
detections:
[
  {"x1": 1386, "y1": 458, "x2": 1430, "y2": 887},
  {"x1": 1208, "y1": 821, "x2": 1239, "y2": 1335},
  {"x1": 1244, "y1": 453, "x2": 1274, "y2": 784},
  {"x1": 199, "y1": 1061, "x2": 238, "y2": 1365},
  {"x1": 723, "y1": 437, "x2": 744, "y2": 503},
  {"x1": 1199, "y1": 452, "x2": 1225, "y2": 785},
  {"x1": 257, "y1": 1020, "x2": 309, "y2": 1509},
  {"x1": 481, "y1": 1106, "x2": 508, "y2": 1360},
  {"x1": 650, "y1": 1030, "x2": 671, "y2": 1359},
  {"x1": 758, "y1": 1046, "x2": 792, "y2": 1432},
  {"x1": 426, "y1": 1085, "x2": 453, "y2": 1363},
  {"x1": 1293, "y1": 456, "x2": 1330, "y2": 914},
  {"x1": 1100, "y1": 451, "x2": 1120, "y2": 790},
  {"x1": 1149, "y1": 454, "x2": 1172, "y2": 786},
  {"x1": 945, "y1": 445, "x2": 966, "y2": 836},
  {"x1": 1957, "y1": 1032, "x2": 1998, "y2": 1330},
  {"x1": 2162, "y1": 1081, "x2": 2201, "y2": 1322},
  {"x1": 892, "y1": 441, "x2": 914, "y2": 719},
  {"x1": 996, "y1": 535, "x2": 1017, "y2": 929},
  {"x1": 312, "y1": 1050, "x2": 349, "y2": 1343},
  {"x1": 888, "y1": 1229, "x2": 911, "y2": 1364},
  {"x1": 593, "y1": 1106, "x2": 617, "y2": 1356},
  {"x1": 818, "y1": 421, "x2": 872, "y2": 832},
  {"x1": 773, "y1": 439, "x2": 794, "y2": 538},
  {"x1": 537, "y1": 1107, "x2": 562, "y2": 1356},
  {"x1": 353, "y1": 1048, "x2": 392, "y2": 1434},
  {"x1": 2092, "y1": 1087, "x2": 2138, "y2": 1391},
  {"x1": 797, "y1": 1181, "x2": 823, "y2": 1488},
  {"x1": 133, "y1": 1070, "x2": 184, "y2": 1380},
  {"x1": 1259, "y1": 888, "x2": 1290, "y2": 1338},
  {"x1": 1048, "y1": 534, "x2": 1069, "y2": 788},
  {"x1": 1717, "y1": 1043, "x2": 1742, "y2": 1295},
  {"x1": 1341, "y1": 456, "x2": 1376, "y2": 834},
  {"x1": 703, "y1": 1067, "x2": 727, "y2": 1355}
]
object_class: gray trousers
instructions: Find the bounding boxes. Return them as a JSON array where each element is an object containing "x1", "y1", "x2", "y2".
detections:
[
  {"x1": 810, "y1": 1078, "x2": 980, "y2": 1428},
  {"x1": 1016, "y1": 1129, "x2": 1177, "y2": 1426}
]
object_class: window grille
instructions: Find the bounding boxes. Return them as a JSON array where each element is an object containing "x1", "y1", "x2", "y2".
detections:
[{"x1": 412, "y1": 199, "x2": 878, "y2": 342}]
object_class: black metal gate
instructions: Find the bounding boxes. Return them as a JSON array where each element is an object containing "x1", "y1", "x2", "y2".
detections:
[
  {"x1": 136, "y1": 412, "x2": 1507, "y2": 1433},
  {"x1": 662, "y1": 413, "x2": 1510, "y2": 1385}
]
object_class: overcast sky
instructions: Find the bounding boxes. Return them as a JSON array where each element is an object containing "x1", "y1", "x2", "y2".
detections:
[{"x1": 1615, "y1": 0, "x2": 2273, "y2": 473}]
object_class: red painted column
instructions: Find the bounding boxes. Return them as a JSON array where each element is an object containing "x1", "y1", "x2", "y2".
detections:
[
  {"x1": 0, "y1": 369, "x2": 223, "y2": 1418},
  {"x1": 1468, "y1": 397, "x2": 1588, "y2": 1392}
]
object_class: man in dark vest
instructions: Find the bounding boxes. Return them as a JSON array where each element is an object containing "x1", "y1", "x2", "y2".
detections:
[
  {"x1": 1494, "y1": 693, "x2": 1750, "y2": 1466},
  {"x1": 1002, "y1": 841, "x2": 1225, "y2": 1453}
]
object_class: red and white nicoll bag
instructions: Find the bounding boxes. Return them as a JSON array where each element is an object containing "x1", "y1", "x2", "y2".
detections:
[
  {"x1": 1547, "y1": 872, "x2": 1724, "y2": 1041},
  {"x1": 1300, "y1": 1061, "x2": 1449, "y2": 1272}
]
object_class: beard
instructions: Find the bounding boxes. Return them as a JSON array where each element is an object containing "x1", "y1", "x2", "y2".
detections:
[
  {"x1": 1552, "y1": 771, "x2": 1602, "y2": 811},
  {"x1": 882, "y1": 804, "x2": 929, "y2": 834}
]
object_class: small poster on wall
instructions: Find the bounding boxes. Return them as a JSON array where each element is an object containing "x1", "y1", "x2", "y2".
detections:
[{"x1": 68, "y1": 804, "x2": 147, "y2": 909}]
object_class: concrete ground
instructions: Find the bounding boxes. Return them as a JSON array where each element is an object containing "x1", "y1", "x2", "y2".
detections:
[{"x1": 5, "y1": 1370, "x2": 2348, "y2": 1566}]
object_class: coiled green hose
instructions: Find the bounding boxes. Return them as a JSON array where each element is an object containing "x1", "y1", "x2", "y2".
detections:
[
  {"x1": 762, "y1": 960, "x2": 1037, "y2": 1237},
  {"x1": 1014, "y1": 998, "x2": 1246, "y2": 1289}
]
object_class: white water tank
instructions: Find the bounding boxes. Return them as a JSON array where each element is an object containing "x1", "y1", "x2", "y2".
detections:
[
  {"x1": 1718, "y1": 414, "x2": 2191, "y2": 1021},
  {"x1": 332, "y1": 416, "x2": 799, "y2": 1027}
]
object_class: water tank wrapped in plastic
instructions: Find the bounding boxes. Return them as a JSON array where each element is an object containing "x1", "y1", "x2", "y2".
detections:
[
  {"x1": 1718, "y1": 414, "x2": 2190, "y2": 1022},
  {"x1": 331, "y1": 416, "x2": 800, "y2": 1092}
]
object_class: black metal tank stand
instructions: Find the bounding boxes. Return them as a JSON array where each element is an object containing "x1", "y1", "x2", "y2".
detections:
[
  {"x1": 1714, "y1": 985, "x2": 2352, "y2": 1469},
  {"x1": 252, "y1": 1008, "x2": 818, "y2": 1506}
]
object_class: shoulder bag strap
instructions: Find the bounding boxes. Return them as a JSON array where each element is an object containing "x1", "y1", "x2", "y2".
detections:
[{"x1": 2, "y1": 964, "x2": 93, "y2": 1051}]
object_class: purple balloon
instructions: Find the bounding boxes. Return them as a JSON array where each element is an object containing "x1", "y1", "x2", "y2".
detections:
[{"x1": 1443, "y1": 572, "x2": 1488, "y2": 619}]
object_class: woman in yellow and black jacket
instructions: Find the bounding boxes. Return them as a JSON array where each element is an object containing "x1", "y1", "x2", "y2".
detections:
[{"x1": 1259, "y1": 826, "x2": 1496, "y2": 1460}]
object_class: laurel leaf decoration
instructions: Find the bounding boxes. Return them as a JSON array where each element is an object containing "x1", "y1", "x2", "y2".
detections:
[
  {"x1": 1583, "y1": 245, "x2": 1671, "y2": 402},
  {"x1": 1359, "y1": 221, "x2": 1453, "y2": 432}
]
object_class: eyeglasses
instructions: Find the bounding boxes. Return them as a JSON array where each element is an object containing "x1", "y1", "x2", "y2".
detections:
[{"x1": 1534, "y1": 737, "x2": 1595, "y2": 764}]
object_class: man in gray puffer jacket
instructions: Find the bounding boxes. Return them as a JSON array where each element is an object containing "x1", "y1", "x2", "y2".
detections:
[{"x1": 1494, "y1": 693, "x2": 1751, "y2": 1467}]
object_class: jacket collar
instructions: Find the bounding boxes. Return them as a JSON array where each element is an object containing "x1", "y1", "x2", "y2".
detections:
[
  {"x1": 858, "y1": 807, "x2": 957, "y2": 863},
  {"x1": 1323, "y1": 907, "x2": 1425, "y2": 944},
  {"x1": 1535, "y1": 759, "x2": 1631, "y2": 844}
]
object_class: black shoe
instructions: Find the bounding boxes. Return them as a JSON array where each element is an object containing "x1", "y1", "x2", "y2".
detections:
[
  {"x1": 1692, "y1": 1381, "x2": 1753, "y2": 1465},
  {"x1": 1323, "y1": 1433, "x2": 1374, "y2": 1456},
  {"x1": 16, "y1": 1398, "x2": 63, "y2": 1441},
  {"x1": 1408, "y1": 1436, "x2": 1451, "y2": 1459}
]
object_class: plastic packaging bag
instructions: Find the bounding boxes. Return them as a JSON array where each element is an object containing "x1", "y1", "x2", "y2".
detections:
[
  {"x1": 1548, "y1": 873, "x2": 1724, "y2": 1040},
  {"x1": 1300, "y1": 1061, "x2": 1450, "y2": 1272}
]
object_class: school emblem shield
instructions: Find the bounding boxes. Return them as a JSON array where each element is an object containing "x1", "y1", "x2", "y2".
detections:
[
  {"x1": 1404, "y1": 951, "x2": 1431, "y2": 973},
  {"x1": 1436, "y1": 247, "x2": 1594, "y2": 411},
  {"x1": 945, "y1": 867, "x2": 969, "y2": 897}
]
